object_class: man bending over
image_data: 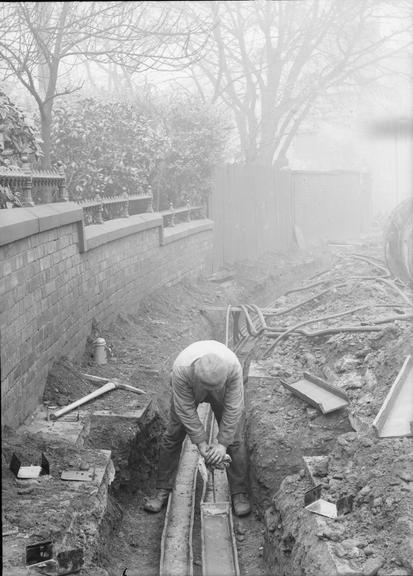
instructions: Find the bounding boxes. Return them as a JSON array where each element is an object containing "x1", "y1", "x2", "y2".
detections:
[{"x1": 144, "y1": 340, "x2": 251, "y2": 517}]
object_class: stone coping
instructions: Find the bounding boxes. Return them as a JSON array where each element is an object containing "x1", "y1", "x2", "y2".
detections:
[
  {"x1": 0, "y1": 205, "x2": 213, "y2": 251},
  {"x1": 0, "y1": 203, "x2": 83, "y2": 246},
  {"x1": 84, "y1": 212, "x2": 162, "y2": 251},
  {"x1": 161, "y1": 218, "x2": 214, "y2": 245}
]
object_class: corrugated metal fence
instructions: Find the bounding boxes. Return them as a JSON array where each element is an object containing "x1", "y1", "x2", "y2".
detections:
[{"x1": 211, "y1": 165, "x2": 371, "y2": 268}]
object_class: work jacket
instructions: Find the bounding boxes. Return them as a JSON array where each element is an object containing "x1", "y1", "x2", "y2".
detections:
[{"x1": 171, "y1": 340, "x2": 244, "y2": 447}]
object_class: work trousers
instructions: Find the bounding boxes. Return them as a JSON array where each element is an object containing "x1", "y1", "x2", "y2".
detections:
[{"x1": 156, "y1": 397, "x2": 249, "y2": 496}]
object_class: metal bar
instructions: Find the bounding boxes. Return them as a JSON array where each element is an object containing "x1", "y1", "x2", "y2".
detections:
[{"x1": 373, "y1": 355, "x2": 413, "y2": 437}]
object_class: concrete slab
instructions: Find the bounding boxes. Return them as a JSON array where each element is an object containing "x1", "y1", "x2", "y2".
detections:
[
  {"x1": 17, "y1": 406, "x2": 89, "y2": 447},
  {"x1": 91, "y1": 408, "x2": 148, "y2": 420}
]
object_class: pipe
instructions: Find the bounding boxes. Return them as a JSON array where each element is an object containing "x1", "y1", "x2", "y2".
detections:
[
  {"x1": 284, "y1": 279, "x2": 329, "y2": 295},
  {"x1": 264, "y1": 283, "x2": 348, "y2": 317},
  {"x1": 344, "y1": 254, "x2": 390, "y2": 275},
  {"x1": 374, "y1": 277, "x2": 413, "y2": 306},
  {"x1": 267, "y1": 304, "x2": 369, "y2": 351}
]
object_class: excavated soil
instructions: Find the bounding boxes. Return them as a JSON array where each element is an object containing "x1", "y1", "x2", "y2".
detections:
[
  {"x1": 4, "y1": 233, "x2": 411, "y2": 576},
  {"x1": 3, "y1": 246, "x2": 328, "y2": 576},
  {"x1": 246, "y1": 245, "x2": 413, "y2": 576}
]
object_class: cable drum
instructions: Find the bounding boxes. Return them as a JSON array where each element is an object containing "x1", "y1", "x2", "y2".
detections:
[{"x1": 384, "y1": 197, "x2": 413, "y2": 288}]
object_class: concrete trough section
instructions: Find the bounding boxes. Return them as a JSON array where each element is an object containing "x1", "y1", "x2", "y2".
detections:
[
  {"x1": 282, "y1": 372, "x2": 349, "y2": 414},
  {"x1": 201, "y1": 502, "x2": 240, "y2": 576},
  {"x1": 373, "y1": 355, "x2": 413, "y2": 437},
  {"x1": 160, "y1": 404, "x2": 210, "y2": 576},
  {"x1": 200, "y1": 416, "x2": 240, "y2": 576}
]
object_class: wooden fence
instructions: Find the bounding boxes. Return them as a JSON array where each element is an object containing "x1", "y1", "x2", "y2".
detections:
[{"x1": 211, "y1": 165, "x2": 371, "y2": 268}]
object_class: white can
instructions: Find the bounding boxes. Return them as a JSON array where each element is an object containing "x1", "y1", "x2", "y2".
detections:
[{"x1": 94, "y1": 337, "x2": 107, "y2": 365}]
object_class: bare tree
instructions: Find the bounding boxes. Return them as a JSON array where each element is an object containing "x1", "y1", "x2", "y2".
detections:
[
  {"x1": 0, "y1": 1, "x2": 210, "y2": 167},
  {"x1": 185, "y1": 0, "x2": 413, "y2": 165}
]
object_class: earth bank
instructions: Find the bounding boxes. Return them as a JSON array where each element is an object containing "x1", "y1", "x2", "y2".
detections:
[{"x1": 3, "y1": 239, "x2": 412, "y2": 576}]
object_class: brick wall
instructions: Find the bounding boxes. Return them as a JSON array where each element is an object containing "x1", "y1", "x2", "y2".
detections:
[{"x1": 0, "y1": 204, "x2": 213, "y2": 428}]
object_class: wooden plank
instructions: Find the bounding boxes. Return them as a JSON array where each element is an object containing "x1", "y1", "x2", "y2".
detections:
[{"x1": 373, "y1": 355, "x2": 413, "y2": 437}]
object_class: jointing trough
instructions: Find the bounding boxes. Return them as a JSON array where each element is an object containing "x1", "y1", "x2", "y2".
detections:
[
  {"x1": 201, "y1": 417, "x2": 239, "y2": 576},
  {"x1": 201, "y1": 502, "x2": 240, "y2": 576},
  {"x1": 160, "y1": 404, "x2": 210, "y2": 576},
  {"x1": 373, "y1": 355, "x2": 413, "y2": 438},
  {"x1": 282, "y1": 372, "x2": 349, "y2": 414},
  {"x1": 160, "y1": 404, "x2": 240, "y2": 576}
]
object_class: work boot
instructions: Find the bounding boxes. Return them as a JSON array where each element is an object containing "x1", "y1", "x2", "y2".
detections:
[
  {"x1": 143, "y1": 489, "x2": 170, "y2": 513},
  {"x1": 232, "y1": 493, "x2": 251, "y2": 516}
]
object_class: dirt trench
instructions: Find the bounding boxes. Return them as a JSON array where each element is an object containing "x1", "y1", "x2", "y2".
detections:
[
  {"x1": 46, "y1": 247, "x2": 327, "y2": 576},
  {"x1": 82, "y1": 249, "x2": 329, "y2": 576},
  {"x1": 6, "y1": 240, "x2": 411, "y2": 576}
]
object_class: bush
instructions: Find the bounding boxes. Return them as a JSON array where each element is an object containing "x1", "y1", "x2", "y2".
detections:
[
  {"x1": 50, "y1": 96, "x2": 227, "y2": 207},
  {"x1": 51, "y1": 98, "x2": 165, "y2": 200},
  {"x1": 151, "y1": 98, "x2": 227, "y2": 210},
  {"x1": 0, "y1": 90, "x2": 42, "y2": 167},
  {"x1": 0, "y1": 90, "x2": 42, "y2": 207}
]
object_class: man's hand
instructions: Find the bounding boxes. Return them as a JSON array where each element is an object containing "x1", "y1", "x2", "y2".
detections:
[
  {"x1": 205, "y1": 443, "x2": 226, "y2": 466},
  {"x1": 197, "y1": 441, "x2": 212, "y2": 460}
]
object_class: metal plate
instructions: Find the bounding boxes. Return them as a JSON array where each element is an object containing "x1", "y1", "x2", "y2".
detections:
[
  {"x1": 336, "y1": 495, "x2": 354, "y2": 516},
  {"x1": 61, "y1": 470, "x2": 94, "y2": 482},
  {"x1": 283, "y1": 372, "x2": 348, "y2": 414},
  {"x1": 304, "y1": 484, "x2": 322, "y2": 507},
  {"x1": 305, "y1": 499, "x2": 337, "y2": 519},
  {"x1": 18, "y1": 465, "x2": 42, "y2": 479},
  {"x1": 10, "y1": 452, "x2": 50, "y2": 478},
  {"x1": 26, "y1": 541, "x2": 53, "y2": 566},
  {"x1": 57, "y1": 548, "x2": 84, "y2": 574}
]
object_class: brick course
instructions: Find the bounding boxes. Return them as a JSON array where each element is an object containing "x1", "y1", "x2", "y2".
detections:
[{"x1": 1, "y1": 210, "x2": 213, "y2": 428}]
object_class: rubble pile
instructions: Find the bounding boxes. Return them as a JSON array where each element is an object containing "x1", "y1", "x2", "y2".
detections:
[{"x1": 247, "y1": 247, "x2": 413, "y2": 576}]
